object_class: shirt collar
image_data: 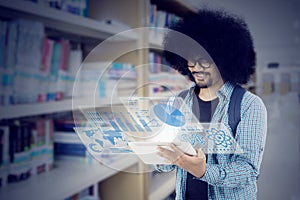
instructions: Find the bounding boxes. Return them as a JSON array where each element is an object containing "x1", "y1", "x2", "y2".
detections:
[
  {"x1": 189, "y1": 81, "x2": 236, "y2": 101},
  {"x1": 216, "y1": 81, "x2": 236, "y2": 101}
]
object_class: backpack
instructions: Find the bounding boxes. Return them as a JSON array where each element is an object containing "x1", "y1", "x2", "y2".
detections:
[{"x1": 178, "y1": 85, "x2": 246, "y2": 138}]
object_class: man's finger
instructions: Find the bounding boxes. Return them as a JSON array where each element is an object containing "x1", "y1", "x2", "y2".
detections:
[
  {"x1": 197, "y1": 148, "x2": 205, "y2": 159},
  {"x1": 157, "y1": 146, "x2": 172, "y2": 154},
  {"x1": 157, "y1": 146, "x2": 175, "y2": 160},
  {"x1": 169, "y1": 143, "x2": 183, "y2": 155}
]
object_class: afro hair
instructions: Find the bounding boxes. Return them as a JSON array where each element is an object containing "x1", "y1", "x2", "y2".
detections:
[{"x1": 163, "y1": 9, "x2": 256, "y2": 84}]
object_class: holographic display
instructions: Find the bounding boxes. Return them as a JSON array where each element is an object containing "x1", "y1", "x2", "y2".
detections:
[{"x1": 75, "y1": 96, "x2": 243, "y2": 157}]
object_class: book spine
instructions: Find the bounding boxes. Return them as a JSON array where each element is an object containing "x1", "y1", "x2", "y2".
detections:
[
  {"x1": 35, "y1": 119, "x2": 47, "y2": 175},
  {"x1": 5, "y1": 22, "x2": 17, "y2": 70},
  {"x1": 15, "y1": 19, "x2": 44, "y2": 72},
  {"x1": 13, "y1": 19, "x2": 44, "y2": 104},
  {"x1": 56, "y1": 39, "x2": 70, "y2": 100},
  {"x1": 65, "y1": 48, "x2": 82, "y2": 98},
  {"x1": 8, "y1": 122, "x2": 31, "y2": 183},
  {"x1": 45, "y1": 119, "x2": 54, "y2": 171},
  {"x1": 48, "y1": 41, "x2": 61, "y2": 101},
  {"x1": 67, "y1": 48, "x2": 82, "y2": 76},
  {"x1": 30, "y1": 129, "x2": 38, "y2": 175},
  {"x1": 54, "y1": 132, "x2": 81, "y2": 143},
  {"x1": 0, "y1": 126, "x2": 9, "y2": 187},
  {"x1": 0, "y1": 21, "x2": 7, "y2": 69},
  {"x1": 59, "y1": 39, "x2": 70, "y2": 71},
  {"x1": 41, "y1": 37, "x2": 54, "y2": 73},
  {"x1": 54, "y1": 143, "x2": 86, "y2": 157},
  {"x1": 2, "y1": 22, "x2": 17, "y2": 105}
]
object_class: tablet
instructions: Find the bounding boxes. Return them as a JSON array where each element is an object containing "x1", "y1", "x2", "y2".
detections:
[{"x1": 128, "y1": 142, "x2": 196, "y2": 164}]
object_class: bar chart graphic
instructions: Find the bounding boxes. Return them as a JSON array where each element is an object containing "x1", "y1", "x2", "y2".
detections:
[
  {"x1": 78, "y1": 97, "x2": 244, "y2": 155},
  {"x1": 153, "y1": 103, "x2": 185, "y2": 127}
]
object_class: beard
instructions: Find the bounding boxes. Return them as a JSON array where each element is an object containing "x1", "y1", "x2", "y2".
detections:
[
  {"x1": 196, "y1": 80, "x2": 213, "y2": 88},
  {"x1": 192, "y1": 72, "x2": 213, "y2": 88},
  {"x1": 197, "y1": 83, "x2": 209, "y2": 88}
]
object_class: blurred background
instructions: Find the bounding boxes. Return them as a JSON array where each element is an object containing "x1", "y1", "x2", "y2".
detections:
[{"x1": 0, "y1": 0, "x2": 299, "y2": 200}]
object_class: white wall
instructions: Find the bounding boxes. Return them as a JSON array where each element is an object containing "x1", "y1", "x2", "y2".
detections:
[
  {"x1": 192, "y1": 1, "x2": 300, "y2": 199},
  {"x1": 196, "y1": 0, "x2": 300, "y2": 65}
]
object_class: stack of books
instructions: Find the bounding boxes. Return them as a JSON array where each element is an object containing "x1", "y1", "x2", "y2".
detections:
[
  {"x1": 148, "y1": 4, "x2": 181, "y2": 28},
  {"x1": 36, "y1": 0, "x2": 90, "y2": 17},
  {"x1": 0, "y1": 118, "x2": 54, "y2": 186},
  {"x1": 79, "y1": 62, "x2": 137, "y2": 99},
  {"x1": 0, "y1": 18, "x2": 83, "y2": 105},
  {"x1": 54, "y1": 119, "x2": 93, "y2": 165}
]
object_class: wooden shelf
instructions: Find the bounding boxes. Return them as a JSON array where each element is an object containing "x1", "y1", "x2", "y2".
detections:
[
  {"x1": 0, "y1": 1, "x2": 201, "y2": 199},
  {"x1": 0, "y1": 156, "x2": 139, "y2": 200},
  {"x1": 149, "y1": 29, "x2": 164, "y2": 48},
  {"x1": 0, "y1": 0, "x2": 137, "y2": 41},
  {"x1": 149, "y1": 171, "x2": 176, "y2": 200},
  {"x1": 0, "y1": 98, "x2": 122, "y2": 120}
]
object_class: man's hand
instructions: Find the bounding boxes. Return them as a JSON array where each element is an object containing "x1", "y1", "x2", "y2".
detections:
[{"x1": 157, "y1": 143, "x2": 206, "y2": 178}]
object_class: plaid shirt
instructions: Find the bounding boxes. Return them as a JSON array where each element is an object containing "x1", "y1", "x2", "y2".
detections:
[{"x1": 156, "y1": 82, "x2": 267, "y2": 200}]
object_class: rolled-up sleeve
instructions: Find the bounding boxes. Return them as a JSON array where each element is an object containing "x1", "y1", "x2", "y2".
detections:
[{"x1": 200, "y1": 96, "x2": 267, "y2": 188}]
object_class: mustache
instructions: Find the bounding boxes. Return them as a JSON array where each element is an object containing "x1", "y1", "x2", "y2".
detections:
[{"x1": 191, "y1": 71, "x2": 210, "y2": 75}]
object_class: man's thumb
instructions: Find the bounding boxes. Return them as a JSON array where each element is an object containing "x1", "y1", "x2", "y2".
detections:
[{"x1": 197, "y1": 148, "x2": 205, "y2": 158}]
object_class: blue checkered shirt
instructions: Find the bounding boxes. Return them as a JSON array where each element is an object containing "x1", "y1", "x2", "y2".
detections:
[{"x1": 156, "y1": 82, "x2": 267, "y2": 200}]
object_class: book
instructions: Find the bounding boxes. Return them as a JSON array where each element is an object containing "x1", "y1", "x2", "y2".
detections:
[
  {"x1": 54, "y1": 119, "x2": 77, "y2": 132},
  {"x1": 48, "y1": 40, "x2": 62, "y2": 101},
  {"x1": 15, "y1": 19, "x2": 44, "y2": 73},
  {"x1": 26, "y1": 118, "x2": 54, "y2": 175},
  {"x1": 11, "y1": 19, "x2": 44, "y2": 104},
  {"x1": 5, "y1": 22, "x2": 17, "y2": 70},
  {"x1": 65, "y1": 48, "x2": 82, "y2": 98},
  {"x1": 54, "y1": 131, "x2": 90, "y2": 162},
  {"x1": 2, "y1": 22, "x2": 17, "y2": 105},
  {"x1": 156, "y1": 10, "x2": 167, "y2": 28},
  {"x1": 0, "y1": 126, "x2": 9, "y2": 187},
  {"x1": 41, "y1": 37, "x2": 54, "y2": 73},
  {"x1": 0, "y1": 21, "x2": 7, "y2": 69},
  {"x1": 67, "y1": 48, "x2": 82, "y2": 76},
  {"x1": 54, "y1": 144, "x2": 86, "y2": 157},
  {"x1": 45, "y1": 119, "x2": 54, "y2": 172},
  {"x1": 39, "y1": 36, "x2": 55, "y2": 102},
  {"x1": 56, "y1": 39, "x2": 70, "y2": 100},
  {"x1": 7, "y1": 121, "x2": 32, "y2": 183}
]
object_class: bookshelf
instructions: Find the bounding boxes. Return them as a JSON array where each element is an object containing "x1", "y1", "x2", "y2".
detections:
[
  {"x1": 0, "y1": 98, "x2": 123, "y2": 120},
  {"x1": 0, "y1": 0, "x2": 201, "y2": 199},
  {"x1": 149, "y1": 30, "x2": 163, "y2": 48},
  {"x1": 0, "y1": 156, "x2": 139, "y2": 200},
  {"x1": 149, "y1": 171, "x2": 176, "y2": 200},
  {"x1": 0, "y1": 0, "x2": 137, "y2": 41}
]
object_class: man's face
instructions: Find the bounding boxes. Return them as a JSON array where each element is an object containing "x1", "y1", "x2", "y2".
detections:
[{"x1": 187, "y1": 58, "x2": 223, "y2": 88}]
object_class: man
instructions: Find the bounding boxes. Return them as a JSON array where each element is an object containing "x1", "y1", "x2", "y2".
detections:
[{"x1": 156, "y1": 9, "x2": 267, "y2": 200}]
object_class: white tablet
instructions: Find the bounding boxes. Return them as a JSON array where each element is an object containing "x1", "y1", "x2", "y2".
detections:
[{"x1": 128, "y1": 142, "x2": 196, "y2": 164}]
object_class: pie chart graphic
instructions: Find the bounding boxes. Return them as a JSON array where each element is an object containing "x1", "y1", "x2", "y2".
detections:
[{"x1": 153, "y1": 104, "x2": 185, "y2": 127}]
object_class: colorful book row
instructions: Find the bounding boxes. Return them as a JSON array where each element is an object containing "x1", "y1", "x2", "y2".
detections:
[
  {"x1": 0, "y1": 18, "x2": 83, "y2": 105},
  {"x1": 0, "y1": 118, "x2": 54, "y2": 187}
]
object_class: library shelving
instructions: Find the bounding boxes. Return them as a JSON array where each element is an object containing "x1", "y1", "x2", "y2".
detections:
[
  {"x1": 149, "y1": 30, "x2": 164, "y2": 48},
  {"x1": 0, "y1": 156, "x2": 139, "y2": 200},
  {"x1": 0, "y1": 0, "x2": 143, "y2": 199},
  {"x1": 0, "y1": 98, "x2": 122, "y2": 120},
  {"x1": 149, "y1": 171, "x2": 176, "y2": 200},
  {"x1": 150, "y1": 0, "x2": 198, "y2": 17},
  {"x1": 0, "y1": 0, "x2": 201, "y2": 199},
  {"x1": 0, "y1": 0, "x2": 137, "y2": 41}
]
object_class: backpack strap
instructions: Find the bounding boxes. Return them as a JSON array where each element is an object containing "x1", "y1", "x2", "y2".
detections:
[
  {"x1": 177, "y1": 89, "x2": 189, "y2": 99},
  {"x1": 228, "y1": 85, "x2": 246, "y2": 137}
]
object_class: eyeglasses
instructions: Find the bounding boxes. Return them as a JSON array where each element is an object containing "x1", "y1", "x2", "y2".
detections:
[{"x1": 187, "y1": 59, "x2": 212, "y2": 69}]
